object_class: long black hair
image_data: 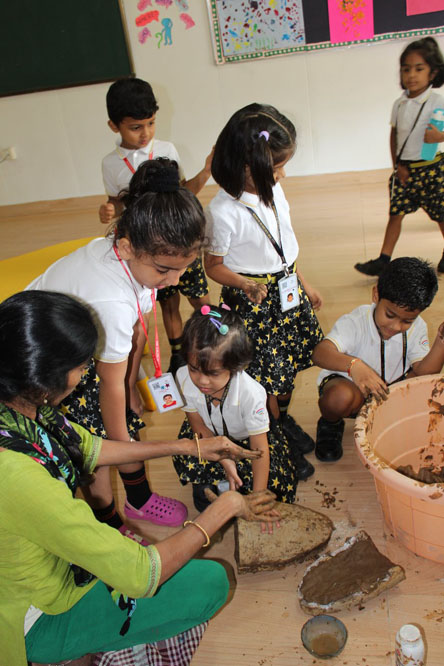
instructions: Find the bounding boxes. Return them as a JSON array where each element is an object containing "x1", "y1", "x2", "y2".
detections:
[
  {"x1": 400, "y1": 37, "x2": 444, "y2": 88},
  {"x1": 115, "y1": 158, "x2": 206, "y2": 257},
  {"x1": 0, "y1": 291, "x2": 98, "y2": 403},
  {"x1": 211, "y1": 103, "x2": 296, "y2": 207},
  {"x1": 181, "y1": 305, "x2": 253, "y2": 374}
]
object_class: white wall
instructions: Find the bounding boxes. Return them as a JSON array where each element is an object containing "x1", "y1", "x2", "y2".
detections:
[{"x1": 1, "y1": 2, "x2": 442, "y2": 206}]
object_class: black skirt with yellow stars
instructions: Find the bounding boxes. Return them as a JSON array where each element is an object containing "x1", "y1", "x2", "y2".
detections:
[
  {"x1": 59, "y1": 358, "x2": 144, "y2": 439},
  {"x1": 156, "y1": 256, "x2": 209, "y2": 302},
  {"x1": 172, "y1": 418, "x2": 298, "y2": 503},
  {"x1": 220, "y1": 270, "x2": 323, "y2": 396}
]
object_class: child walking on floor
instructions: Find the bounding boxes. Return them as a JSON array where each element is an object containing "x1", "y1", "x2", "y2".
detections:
[
  {"x1": 99, "y1": 78, "x2": 212, "y2": 374},
  {"x1": 204, "y1": 103, "x2": 324, "y2": 480},
  {"x1": 313, "y1": 257, "x2": 444, "y2": 462},
  {"x1": 355, "y1": 37, "x2": 444, "y2": 276},
  {"x1": 27, "y1": 159, "x2": 205, "y2": 540},
  {"x1": 173, "y1": 305, "x2": 298, "y2": 512}
]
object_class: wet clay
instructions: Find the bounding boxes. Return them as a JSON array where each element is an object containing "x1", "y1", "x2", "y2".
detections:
[
  {"x1": 397, "y1": 464, "x2": 444, "y2": 484},
  {"x1": 300, "y1": 536, "x2": 396, "y2": 605},
  {"x1": 310, "y1": 633, "x2": 340, "y2": 656}
]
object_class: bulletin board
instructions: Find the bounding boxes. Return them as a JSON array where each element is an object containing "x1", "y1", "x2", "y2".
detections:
[
  {"x1": 207, "y1": 0, "x2": 444, "y2": 65},
  {"x1": 0, "y1": 0, "x2": 134, "y2": 97}
]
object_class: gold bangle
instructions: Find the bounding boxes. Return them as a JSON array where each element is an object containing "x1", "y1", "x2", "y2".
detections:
[
  {"x1": 347, "y1": 357, "x2": 359, "y2": 377},
  {"x1": 183, "y1": 520, "x2": 210, "y2": 547},
  {"x1": 194, "y1": 432, "x2": 203, "y2": 464}
]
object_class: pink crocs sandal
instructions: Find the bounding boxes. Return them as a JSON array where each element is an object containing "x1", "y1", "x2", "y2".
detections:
[
  {"x1": 124, "y1": 492, "x2": 188, "y2": 527},
  {"x1": 118, "y1": 524, "x2": 150, "y2": 547}
]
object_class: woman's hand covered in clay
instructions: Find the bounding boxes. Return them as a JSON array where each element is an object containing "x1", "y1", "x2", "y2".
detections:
[
  {"x1": 241, "y1": 278, "x2": 268, "y2": 304},
  {"x1": 205, "y1": 488, "x2": 278, "y2": 522},
  {"x1": 220, "y1": 459, "x2": 243, "y2": 490},
  {"x1": 350, "y1": 359, "x2": 389, "y2": 400},
  {"x1": 199, "y1": 436, "x2": 263, "y2": 462}
]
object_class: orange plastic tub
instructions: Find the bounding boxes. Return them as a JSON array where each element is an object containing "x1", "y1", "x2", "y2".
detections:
[{"x1": 355, "y1": 375, "x2": 444, "y2": 563}]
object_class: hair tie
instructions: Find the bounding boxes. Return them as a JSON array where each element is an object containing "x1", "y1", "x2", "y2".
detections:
[
  {"x1": 258, "y1": 130, "x2": 269, "y2": 141},
  {"x1": 200, "y1": 305, "x2": 229, "y2": 335}
]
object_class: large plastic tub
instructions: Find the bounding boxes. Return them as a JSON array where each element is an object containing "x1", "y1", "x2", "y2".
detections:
[{"x1": 355, "y1": 375, "x2": 444, "y2": 563}]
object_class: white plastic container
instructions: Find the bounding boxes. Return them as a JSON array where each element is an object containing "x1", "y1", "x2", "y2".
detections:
[{"x1": 395, "y1": 624, "x2": 425, "y2": 666}]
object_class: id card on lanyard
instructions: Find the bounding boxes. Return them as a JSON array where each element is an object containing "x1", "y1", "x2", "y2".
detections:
[
  {"x1": 245, "y1": 201, "x2": 299, "y2": 312},
  {"x1": 113, "y1": 245, "x2": 183, "y2": 413}
]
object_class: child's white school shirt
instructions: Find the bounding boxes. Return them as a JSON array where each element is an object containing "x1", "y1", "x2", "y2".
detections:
[
  {"x1": 317, "y1": 304, "x2": 429, "y2": 386},
  {"x1": 391, "y1": 86, "x2": 444, "y2": 161},
  {"x1": 176, "y1": 366, "x2": 269, "y2": 440},
  {"x1": 102, "y1": 138, "x2": 184, "y2": 197},
  {"x1": 206, "y1": 182, "x2": 298, "y2": 274},
  {"x1": 26, "y1": 237, "x2": 153, "y2": 363}
]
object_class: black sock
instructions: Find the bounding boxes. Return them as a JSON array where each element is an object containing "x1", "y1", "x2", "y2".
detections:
[
  {"x1": 119, "y1": 466, "x2": 152, "y2": 509},
  {"x1": 379, "y1": 253, "x2": 391, "y2": 263},
  {"x1": 277, "y1": 396, "x2": 291, "y2": 422},
  {"x1": 93, "y1": 500, "x2": 123, "y2": 530},
  {"x1": 168, "y1": 336, "x2": 183, "y2": 354}
]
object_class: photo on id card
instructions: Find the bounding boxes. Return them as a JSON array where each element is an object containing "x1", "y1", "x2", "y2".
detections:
[
  {"x1": 147, "y1": 372, "x2": 183, "y2": 413},
  {"x1": 278, "y1": 273, "x2": 299, "y2": 312}
]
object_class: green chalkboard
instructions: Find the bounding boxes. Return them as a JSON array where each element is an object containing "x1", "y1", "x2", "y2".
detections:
[{"x1": 0, "y1": 0, "x2": 134, "y2": 97}]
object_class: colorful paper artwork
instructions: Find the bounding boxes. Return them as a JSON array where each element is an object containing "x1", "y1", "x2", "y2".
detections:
[
  {"x1": 136, "y1": 0, "x2": 196, "y2": 46},
  {"x1": 328, "y1": 0, "x2": 374, "y2": 44},
  {"x1": 407, "y1": 0, "x2": 444, "y2": 15},
  {"x1": 215, "y1": 0, "x2": 306, "y2": 57}
]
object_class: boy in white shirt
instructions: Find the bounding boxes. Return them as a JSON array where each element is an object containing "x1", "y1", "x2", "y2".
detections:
[
  {"x1": 99, "y1": 78, "x2": 212, "y2": 374},
  {"x1": 312, "y1": 257, "x2": 444, "y2": 462}
]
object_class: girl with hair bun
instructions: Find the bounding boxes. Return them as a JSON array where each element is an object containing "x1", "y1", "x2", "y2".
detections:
[
  {"x1": 27, "y1": 158, "x2": 205, "y2": 540},
  {"x1": 355, "y1": 37, "x2": 444, "y2": 276}
]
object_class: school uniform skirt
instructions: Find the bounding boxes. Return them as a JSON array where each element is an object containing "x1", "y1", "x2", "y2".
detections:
[
  {"x1": 60, "y1": 358, "x2": 144, "y2": 439},
  {"x1": 389, "y1": 153, "x2": 444, "y2": 222},
  {"x1": 220, "y1": 265, "x2": 323, "y2": 395},
  {"x1": 172, "y1": 418, "x2": 298, "y2": 503}
]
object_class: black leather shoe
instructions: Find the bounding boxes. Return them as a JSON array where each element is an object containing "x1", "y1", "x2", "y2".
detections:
[
  {"x1": 282, "y1": 414, "x2": 315, "y2": 454},
  {"x1": 315, "y1": 417, "x2": 345, "y2": 462},
  {"x1": 292, "y1": 448, "x2": 315, "y2": 480},
  {"x1": 354, "y1": 257, "x2": 387, "y2": 276}
]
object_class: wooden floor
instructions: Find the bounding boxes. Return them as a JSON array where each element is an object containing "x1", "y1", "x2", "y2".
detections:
[{"x1": 2, "y1": 171, "x2": 444, "y2": 665}]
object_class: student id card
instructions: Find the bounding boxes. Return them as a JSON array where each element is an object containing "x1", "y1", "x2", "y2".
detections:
[
  {"x1": 147, "y1": 372, "x2": 184, "y2": 413},
  {"x1": 278, "y1": 273, "x2": 299, "y2": 312}
]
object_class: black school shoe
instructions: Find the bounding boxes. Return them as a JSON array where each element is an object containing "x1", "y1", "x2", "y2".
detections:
[
  {"x1": 315, "y1": 417, "x2": 345, "y2": 462},
  {"x1": 282, "y1": 414, "x2": 315, "y2": 454},
  {"x1": 292, "y1": 448, "x2": 315, "y2": 480},
  {"x1": 192, "y1": 483, "x2": 218, "y2": 513},
  {"x1": 354, "y1": 257, "x2": 387, "y2": 276}
]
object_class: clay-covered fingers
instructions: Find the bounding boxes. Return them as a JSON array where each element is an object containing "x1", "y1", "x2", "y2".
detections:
[
  {"x1": 241, "y1": 489, "x2": 278, "y2": 521},
  {"x1": 242, "y1": 280, "x2": 267, "y2": 304}
]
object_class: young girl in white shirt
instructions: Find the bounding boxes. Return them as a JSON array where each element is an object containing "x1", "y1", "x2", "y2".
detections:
[
  {"x1": 173, "y1": 305, "x2": 298, "y2": 511},
  {"x1": 27, "y1": 159, "x2": 205, "y2": 540},
  {"x1": 204, "y1": 103, "x2": 324, "y2": 480},
  {"x1": 355, "y1": 37, "x2": 444, "y2": 276}
]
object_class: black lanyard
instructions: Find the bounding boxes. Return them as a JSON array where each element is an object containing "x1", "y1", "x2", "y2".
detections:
[
  {"x1": 380, "y1": 331, "x2": 407, "y2": 384},
  {"x1": 245, "y1": 200, "x2": 289, "y2": 275},
  {"x1": 205, "y1": 379, "x2": 231, "y2": 438}
]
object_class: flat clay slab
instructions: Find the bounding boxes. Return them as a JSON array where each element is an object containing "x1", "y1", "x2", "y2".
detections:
[
  {"x1": 298, "y1": 530, "x2": 406, "y2": 615},
  {"x1": 235, "y1": 502, "x2": 333, "y2": 574}
]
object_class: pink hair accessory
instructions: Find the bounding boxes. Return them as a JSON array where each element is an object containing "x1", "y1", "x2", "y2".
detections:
[
  {"x1": 200, "y1": 305, "x2": 211, "y2": 315},
  {"x1": 259, "y1": 130, "x2": 269, "y2": 141},
  {"x1": 221, "y1": 303, "x2": 231, "y2": 310}
]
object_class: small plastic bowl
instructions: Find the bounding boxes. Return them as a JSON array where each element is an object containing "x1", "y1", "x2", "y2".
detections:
[{"x1": 301, "y1": 614, "x2": 348, "y2": 659}]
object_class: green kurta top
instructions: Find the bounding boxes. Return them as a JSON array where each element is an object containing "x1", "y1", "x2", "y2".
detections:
[{"x1": 0, "y1": 415, "x2": 161, "y2": 666}]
